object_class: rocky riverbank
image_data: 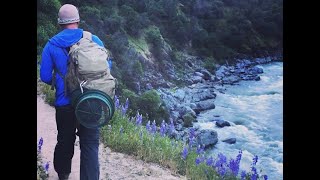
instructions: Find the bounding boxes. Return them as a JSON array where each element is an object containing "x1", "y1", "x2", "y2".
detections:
[{"x1": 157, "y1": 56, "x2": 282, "y2": 149}]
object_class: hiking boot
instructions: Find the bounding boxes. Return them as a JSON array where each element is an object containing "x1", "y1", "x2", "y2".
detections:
[{"x1": 58, "y1": 173, "x2": 70, "y2": 180}]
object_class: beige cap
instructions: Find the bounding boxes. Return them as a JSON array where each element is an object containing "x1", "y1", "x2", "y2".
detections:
[{"x1": 58, "y1": 4, "x2": 80, "y2": 25}]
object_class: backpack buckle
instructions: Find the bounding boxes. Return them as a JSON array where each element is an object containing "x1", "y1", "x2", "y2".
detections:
[{"x1": 80, "y1": 80, "x2": 87, "y2": 93}]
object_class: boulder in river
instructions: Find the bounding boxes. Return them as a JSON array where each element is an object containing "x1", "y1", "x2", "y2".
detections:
[
  {"x1": 215, "y1": 120, "x2": 231, "y2": 128},
  {"x1": 222, "y1": 138, "x2": 237, "y2": 144},
  {"x1": 196, "y1": 129, "x2": 218, "y2": 149}
]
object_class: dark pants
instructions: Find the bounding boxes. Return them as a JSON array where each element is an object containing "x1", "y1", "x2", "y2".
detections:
[{"x1": 54, "y1": 105, "x2": 100, "y2": 180}]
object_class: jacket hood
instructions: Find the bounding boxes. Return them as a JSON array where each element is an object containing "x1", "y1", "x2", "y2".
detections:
[{"x1": 49, "y1": 28, "x2": 83, "y2": 48}]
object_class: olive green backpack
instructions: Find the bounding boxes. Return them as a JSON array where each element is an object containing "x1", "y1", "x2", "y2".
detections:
[{"x1": 52, "y1": 31, "x2": 116, "y2": 128}]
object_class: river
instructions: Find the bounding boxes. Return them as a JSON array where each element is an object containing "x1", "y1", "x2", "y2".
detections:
[{"x1": 195, "y1": 62, "x2": 283, "y2": 179}]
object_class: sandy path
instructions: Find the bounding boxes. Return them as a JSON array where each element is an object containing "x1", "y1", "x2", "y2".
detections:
[{"x1": 37, "y1": 95, "x2": 185, "y2": 180}]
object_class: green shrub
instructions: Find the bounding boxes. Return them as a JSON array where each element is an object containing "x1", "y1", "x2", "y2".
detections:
[
  {"x1": 182, "y1": 113, "x2": 194, "y2": 127},
  {"x1": 137, "y1": 90, "x2": 169, "y2": 124},
  {"x1": 37, "y1": 153, "x2": 49, "y2": 180},
  {"x1": 41, "y1": 84, "x2": 55, "y2": 106},
  {"x1": 204, "y1": 57, "x2": 217, "y2": 73},
  {"x1": 132, "y1": 61, "x2": 143, "y2": 78},
  {"x1": 120, "y1": 88, "x2": 139, "y2": 116},
  {"x1": 145, "y1": 26, "x2": 163, "y2": 47}
]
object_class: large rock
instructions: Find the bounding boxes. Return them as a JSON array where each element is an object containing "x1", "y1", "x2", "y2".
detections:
[
  {"x1": 250, "y1": 66, "x2": 264, "y2": 74},
  {"x1": 175, "y1": 124, "x2": 184, "y2": 131},
  {"x1": 167, "y1": 129, "x2": 178, "y2": 139},
  {"x1": 243, "y1": 60, "x2": 252, "y2": 67},
  {"x1": 215, "y1": 120, "x2": 231, "y2": 128},
  {"x1": 196, "y1": 129, "x2": 218, "y2": 149},
  {"x1": 193, "y1": 100, "x2": 215, "y2": 113},
  {"x1": 191, "y1": 89, "x2": 216, "y2": 102},
  {"x1": 178, "y1": 106, "x2": 196, "y2": 118},
  {"x1": 200, "y1": 69, "x2": 213, "y2": 80},
  {"x1": 222, "y1": 75, "x2": 240, "y2": 84},
  {"x1": 216, "y1": 65, "x2": 228, "y2": 78},
  {"x1": 190, "y1": 76, "x2": 203, "y2": 84},
  {"x1": 194, "y1": 72, "x2": 204, "y2": 77},
  {"x1": 222, "y1": 138, "x2": 237, "y2": 144},
  {"x1": 177, "y1": 119, "x2": 183, "y2": 124},
  {"x1": 173, "y1": 89, "x2": 186, "y2": 101},
  {"x1": 171, "y1": 111, "x2": 180, "y2": 122}
]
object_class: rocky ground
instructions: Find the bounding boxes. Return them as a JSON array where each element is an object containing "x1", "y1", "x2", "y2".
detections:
[{"x1": 157, "y1": 56, "x2": 282, "y2": 149}]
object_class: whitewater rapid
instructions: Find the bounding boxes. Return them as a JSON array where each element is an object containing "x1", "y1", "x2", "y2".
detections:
[{"x1": 195, "y1": 62, "x2": 283, "y2": 179}]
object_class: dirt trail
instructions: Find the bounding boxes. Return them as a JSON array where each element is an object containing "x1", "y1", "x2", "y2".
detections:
[{"x1": 37, "y1": 95, "x2": 186, "y2": 180}]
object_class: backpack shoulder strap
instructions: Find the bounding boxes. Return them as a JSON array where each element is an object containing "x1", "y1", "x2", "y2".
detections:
[
  {"x1": 83, "y1": 31, "x2": 92, "y2": 41},
  {"x1": 50, "y1": 49, "x2": 68, "y2": 96}
]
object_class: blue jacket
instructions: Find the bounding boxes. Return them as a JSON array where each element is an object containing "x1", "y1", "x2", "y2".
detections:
[{"x1": 40, "y1": 28, "x2": 104, "y2": 106}]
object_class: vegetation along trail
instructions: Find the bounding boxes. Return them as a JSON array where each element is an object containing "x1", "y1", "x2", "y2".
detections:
[{"x1": 37, "y1": 95, "x2": 186, "y2": 180}]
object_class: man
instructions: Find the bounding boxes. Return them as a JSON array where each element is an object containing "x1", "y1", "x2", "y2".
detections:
[{"x1": 40, "y1": 4, "x2": 103, "y2": 180}]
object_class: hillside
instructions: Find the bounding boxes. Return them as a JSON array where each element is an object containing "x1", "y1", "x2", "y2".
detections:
[{"x1": 37, "y1": 0, "x2": 283, "y2": 122}]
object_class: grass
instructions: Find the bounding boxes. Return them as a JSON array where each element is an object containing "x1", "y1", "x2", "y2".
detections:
[
  {"x1": 37, "y1": 153, "x2": 49, "y2": 180},
  {"x1": 100, "y1": 97, "x2": 269, "y2": 180},
  {"x1": 37, "y1": 138, "x2": 49, "y2": 180},
  {"x1": 101, "y1": 110, "x2": 220, "y2": 179},
  {"x1": 128, "y1": 35, "x2": 151, "y2": 60}
]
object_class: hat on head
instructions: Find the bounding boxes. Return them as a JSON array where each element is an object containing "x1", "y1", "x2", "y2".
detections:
[{"x1": 58, "y1": 4, "x2": 80, "y2": 25}]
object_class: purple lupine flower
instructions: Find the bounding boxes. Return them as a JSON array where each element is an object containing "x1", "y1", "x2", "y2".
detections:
[
  {"x1": 189, "y1": 128, "x2": 196, "y2": 139},
  {"x1": 251, "y1": 173, "x2": 258, "y2": 180},
  {"x1": 135, "y1": 112, "x2": 139, "y2": 125},
  {"x1": 229, "y1": 150, "x2": 242, "y2": 176},
  {"x1": 229, "y1": 158, "x2": 240, "y2": 176},
  {"x1": 217, "y1": 166, "x2": 227, "y2": 177},
  {"x1": 160, "y1": 120, "x2": 167, "y2": 137},
  {"x1": 181, "y1": 146, "x2": 188, "y2": 160},
  {"x1": 38, "y1": 137, "x2": 43, "y2": 152},
  {"x1": 236, "y1": 150, "x2": 242, "y2": 163},
  {"x1": 206, "y1": 157, "x2": 214, "y2": 166},
  {"x1": 44, "y1": 161, "x2": 49, "y2": 174},
  {"x1": 195, "y1": 156, "x2": 204, "y2": 165},
  {"x1": 214, "y1": 153, "x2": 227, "y2": 168},
  {"x1": 146, "y1": 120, "x2": 151, "y2": 133},
  {"x1": 121, "y1": 105, "x2": 127, "y2": 115},
  {"x1": 114, "y1": 95, "x2": 120, "y2": 109},
  {"x1": 135, "y1": 112, "x2": 143, "y2": 126},
  {"x1": 124, "y1": 98, "x2": 129, "y2": 110},
  {"x1": 252, "y1": 155, "x2": 258, "y2": 166},
  {"x1": 251, "y1": 166, "x2": 257, "y2": 174},
  {"x1": 241, "y1": 170, "x2": 247, "y2": 180},
  {"x1": 251, "y1": 166, "x2": 258, "y2": 180},
  {"x1": 138, "y1": 114, "x2": 143, "y2": 125},
  {"x1": 263, "y1": 175, "x2": 268, "y2": 180},
  {"x1": 188, "y1": 128, "x2": 196, "y2": 147},
  {"x1": 196, "y1": 144, "x2": 204, "y2": 155},
  {"x1": 151, "y1": 120, "x2": 157, "y2": 134},
  {"x1": 214, "y1": 153, "x2": 227, "y2": 177}
]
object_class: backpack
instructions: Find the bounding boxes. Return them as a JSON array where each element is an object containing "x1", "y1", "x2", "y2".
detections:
[
  {"x1": 53, "y1": 31, "x2": 116, "y2": 99},
  {"x1": 52, "y1": 31, "x2": 116, "y2": 128}
]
